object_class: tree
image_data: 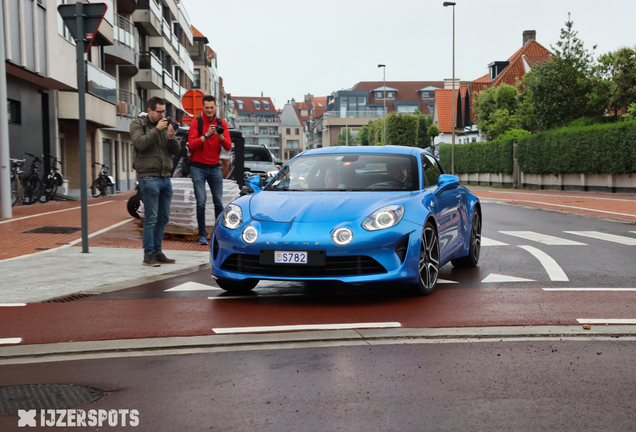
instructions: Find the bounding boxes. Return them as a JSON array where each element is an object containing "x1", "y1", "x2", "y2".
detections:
[
  {"x1": 413, "y1": 110, "x2": 433, "y2": 148},
  {"x1": 386, "y1": 112, "x2": 418, "y2": 147},
  {"x1": 523, "y1": 15, "x2": 603, "y2": 130},
  {"x1": 337, "y1": 128, "x2": 357, "y2": 146},
  {"x1": 427, "y1": 124, "x2": 440, "y2": 148},
  {"x1": 358, "y1": 124, "x2": 370, "y2": 146},
  {"x1": 473, "y1": 83, "x2": 519, "y2": 140}
]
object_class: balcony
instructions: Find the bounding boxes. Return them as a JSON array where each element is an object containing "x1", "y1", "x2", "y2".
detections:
[
  {"x1": 132, "y1": 0, "x2": 162, "y2": 36},
  {"x1": 104, "y1": 14, "x2": 139, "y2": 74},
  {"x1": 323, "y1": 110, "x2": 384, "y2": 119},
  {"x1": 137, "y1": 52, "x2": 162, "y2": 89},
  {"x1": 117, "y1": 88, "x2": 141, "y2": 119},
  {"x1": 86, "y1": 62, "x2": 116, "y2": 105}
]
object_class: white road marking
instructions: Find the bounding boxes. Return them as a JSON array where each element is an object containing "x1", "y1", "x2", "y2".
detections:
[
  {"x1": 577, "y1": 319, "x2": 636, "y2": 324},
  {"x1": 564, "y1": 231, "x2": 636, "y2": 246},
  {"x1": 544, "y1": 288, "x2": 636, "y2": 291},
  {"x1": 481, "y1": 237, "x2": 508, "y2": 246},
  {"x1": 0, "y1": 218, "x2": 134, "y2": 263},
  {"x1": 487, "y1": 190, "x2": 636, "y2": 203},
  {"x1": 0, "y1": 338, "x2": 22, "y2": 345},
  {"x1": 487, "y1": 198, "x2": 636, "y2": 219},
  {"x1": 0, "y1": 201, "x2": 114, "y2": 225},
  {"x1": 208, "y1": 294, "x2": 303, "y2": 300},
  {"x1": 0, "y1": 303, "x2": 26, "y2": 307},
  {"x1": 437, "y1": 279, "x2": 458, "y2": 284},
  {"x1": 213, "y1": 322, "x2": 402, "y2": 334},
  {"x1": 481, "y1": 274, "x2": 535, "y2": 283},
  {"x1": 500, "y1": 231, "x2": 586, "y2": 245},
  {"x1": 165, "y1": 282, "x2": 223, "y2": 292},
  {"x1": 518, "y1": 245, "x2": 569, "y2": 281}
]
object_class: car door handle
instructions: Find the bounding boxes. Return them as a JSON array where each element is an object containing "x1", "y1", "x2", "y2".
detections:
[{"x1": 456, "y1": 194, "x2": 462, "y2": 200}]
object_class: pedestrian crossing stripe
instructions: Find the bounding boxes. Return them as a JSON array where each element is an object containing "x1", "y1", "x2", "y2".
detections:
[
  {"x1": 499, "y1": 231, "x2": 586, "y2": 245},
  {"x1": 577, "y1": 319, "x2": 636, "y2": 324},
  {"x1": 165, "y1": 282, "x2": 224, "y2": 292},
  {"x1": 0, "y1": 338, "x2": 21, "y2": 345},
  {"x1": 481, "y1": 237, "x2": 508, "y2": 246},
  {"x1": 481, "y1": 274, "x2": 535, "y2": 283},
  {"x1": 564, "y1": 231, "x2": 636, "y2": 246}
]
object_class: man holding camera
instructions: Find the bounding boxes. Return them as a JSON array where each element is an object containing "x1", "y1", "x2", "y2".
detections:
[
  {"x1": 130, "y1": 97, "x2": 181, "y2": 267},
  {"x1": 188, "y1": 95, "x2": 232, "y2": 245}
]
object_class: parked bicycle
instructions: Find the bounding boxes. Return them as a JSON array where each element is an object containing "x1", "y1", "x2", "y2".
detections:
[
  {"x1": 21, "y1": 153, "x2": 44, "y2": 205},
  {"x1": 10, "y1": 157, "x2": 26, "y2": 206},
  {"x1": 41, "y1": 154, "x2": 63, "y2": 203},
  {"x1": 91, "y1": 162, "x2": 115, "y2": 197}
]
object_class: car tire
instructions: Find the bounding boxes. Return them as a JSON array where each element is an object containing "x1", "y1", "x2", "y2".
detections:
[
  {"x1": 215, "y1": 278, "x2": 259, "y2": 293},
  {"x1": 451, "y1": 210, "x2": 481, "y2": 268},
  {"x1": 127, "y1": 193, "x2": 141, "y2": 218},
  {"x1": 411, "y1": 220, "x2": 440, "y2": 296}
]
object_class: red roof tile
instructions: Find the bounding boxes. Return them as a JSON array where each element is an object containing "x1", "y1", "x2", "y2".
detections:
[
  {"x1": 232, "y1": 97, "x2": 277, "y2": 115},
  {"x1": 435, "y1": 86, "x2": 466, "y2": 133}
]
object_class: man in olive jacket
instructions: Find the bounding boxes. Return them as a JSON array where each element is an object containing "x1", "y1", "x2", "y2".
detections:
[{"x1": 130, "y1": 97, "x2": 180, "y2": 267}]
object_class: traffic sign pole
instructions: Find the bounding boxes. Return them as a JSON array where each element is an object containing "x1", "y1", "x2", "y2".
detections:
[{"x1": 76, "y1": 2, "x2": 89, "y2": 253}]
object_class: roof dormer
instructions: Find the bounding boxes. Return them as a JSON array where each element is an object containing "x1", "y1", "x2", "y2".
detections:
[{"x1": 488, "y1": 61, "x2": 510, "y2": 80}]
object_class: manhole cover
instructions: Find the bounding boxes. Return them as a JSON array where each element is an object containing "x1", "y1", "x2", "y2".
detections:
[
  {"x1": 23, "y1": 227, "x2": 81, "y2": 235},
  {"x1": 41, "y1": 292, "x2": 100, "y2": 303},
  {"x1": 0, "y1": 384, "x2": 107, "y2": 416}
]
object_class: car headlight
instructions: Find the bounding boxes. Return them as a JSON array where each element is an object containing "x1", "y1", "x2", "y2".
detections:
[
  {"x1": 242, "y1": 226, "x2": 258, "y2": 244},
  {"x1": 222, "y1": 204, "x2": 243, "y2": 229},
  {"x1": 267, "y1": 170, "x2": 278, "y2": 178},
  {"x1": 361, "y1": 205, "x2": 404, "y2": 231},
  {"x1": 332, "y1": 228, "x2": 353, "y2": 246}
]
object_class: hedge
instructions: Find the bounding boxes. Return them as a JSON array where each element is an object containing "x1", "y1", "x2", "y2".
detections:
[{"x1": 439, "y1": 120, "x2": 636, "y2": 176}]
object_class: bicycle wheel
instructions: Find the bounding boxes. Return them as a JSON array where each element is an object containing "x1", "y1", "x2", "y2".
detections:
[
  {"x1": 23, "y1": 176, "x2": 43, "y2": 205},
  {"x1": 91, "y1": 179, "x2": 101, "y2": 197},
  {"x1": 43, "y1": 177, "x2": 58, "y2": 202},
  {"x1": 11, "y1": 176, "x2": 19, "y2": 206}
]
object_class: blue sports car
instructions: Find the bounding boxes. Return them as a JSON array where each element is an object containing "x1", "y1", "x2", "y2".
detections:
[{"x1": 210, "y1": 145, "x2": 481, "y2": 295}]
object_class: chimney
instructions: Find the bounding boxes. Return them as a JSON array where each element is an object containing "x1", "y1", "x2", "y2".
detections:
[
  {"x1": 304, "y1": 94, "x2": 313, "y2": 102},
  {"x1": 444, "y1": 78, "x2": 461, "y2": 90},
  {"x1": 523, "y1": 30, "x2": 536, "y2": 46}
]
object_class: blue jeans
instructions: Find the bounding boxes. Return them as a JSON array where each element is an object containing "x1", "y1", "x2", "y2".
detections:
[
  {"x1": 139, "y1": 176, "x2": 173, "y2": 255},
  {"x1": 190, "y1": 166, "x2": 224, "y2": 238}
]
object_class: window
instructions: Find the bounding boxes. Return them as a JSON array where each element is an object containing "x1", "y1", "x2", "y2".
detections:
[
  {"x1": 295, "y1": 128, "x2": 299, "y2": 135},
  {"x1": 7, "y1": 99, "x2": 21, "y2": 125},
  {"x1": 240, "y1": 126, "x2": 254, "y2": 135},
  {"x1": 263, "y1": 101, "x2": 270, "y2": 109},
  {"x1": 253, "y1": 101, "x2": 261, "y2": 109},
  {"x1": 193, "y1": 69, "x2": 200, "y2": 89},
  {"x1": 472, "y1": 137, "x2": 477, "y2": 143},
  {"x1": 376, "y1": 91, "x2": 395, "y2": 100},
  {"x1": 397, "y1": 105, "x2": 418, "y2": 114},
  {"x1": 286, "y1": 128, "x2": 291, "y2": 135},
  {"x1": 286, "y1": 140, "x2": 299, "y2": 149},
  {"x1": 236, "y1": 100, "x2": 244, "y2": 109},
  {"x1": 422, "y1": 91, "x2": 430, "y2": 99},
  {"x1": 300, "y1": 109, "x2": 308, "y2": 116},
  {"x1": 422, "y1": 154, "x2": 442, "y2": 188}
]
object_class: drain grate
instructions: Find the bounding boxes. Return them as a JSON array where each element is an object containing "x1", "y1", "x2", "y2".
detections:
[
  {"x1": 42, "y1": 292, "x2": 100, "y2": 303},
  {"x1": 0, "y1": 384, "x2": 107, "y2": 416},
  {"x1": 23, "y1": 227, "x2": 81, "y2": 234}
]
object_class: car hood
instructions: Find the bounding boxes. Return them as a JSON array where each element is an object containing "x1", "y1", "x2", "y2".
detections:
[
  {"x1": 249, "y1": 191, "x2": 412, "y2": 223},
  {"x1": 244, "y1": 161, "x2": 276, "y2": 172}
]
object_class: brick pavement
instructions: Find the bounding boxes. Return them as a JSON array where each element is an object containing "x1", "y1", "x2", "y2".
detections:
[{"x1": 1, "y1": 186, "x2": 634, "y2": 262}]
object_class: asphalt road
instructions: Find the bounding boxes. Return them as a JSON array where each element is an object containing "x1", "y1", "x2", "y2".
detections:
[{"x1": 1, "y1": 201, "x2": 636, "y2": 431}]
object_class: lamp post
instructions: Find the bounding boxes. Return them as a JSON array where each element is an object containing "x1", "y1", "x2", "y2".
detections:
[
  {"x1": 378, "y1": 64, "x2": 386, "y2": 145},
  {"x1": 443, "y1": 1, "x2": 456, "y2": 175}
]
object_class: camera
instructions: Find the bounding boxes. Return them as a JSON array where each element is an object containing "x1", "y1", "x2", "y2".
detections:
[
  {"x1": 215, "y1": 124, "x2": 224, "y2": 135},
  {"x1": 165, "y1": 116, "x2": 179, "y2": 131}
]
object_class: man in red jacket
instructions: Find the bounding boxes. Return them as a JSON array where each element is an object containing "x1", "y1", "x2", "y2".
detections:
[{"x1": 188, "y1": 95, "x2": 232, "y2": 245}]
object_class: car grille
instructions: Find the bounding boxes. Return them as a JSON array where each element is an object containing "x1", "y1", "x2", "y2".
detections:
[{"x1": 221, "y1": 254, "x2": 387, "y2": 277}]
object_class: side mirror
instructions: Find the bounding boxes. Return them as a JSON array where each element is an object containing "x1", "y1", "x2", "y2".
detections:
[
  {"x1": 275, "y1": 158, "x2": 283, "y2": 166},
  {"x1": 245, "y1": 175, "x2": 262, "y2": 193},
  {"x1": 437, "y1": 174, "x2": 460, "y2": 190}
]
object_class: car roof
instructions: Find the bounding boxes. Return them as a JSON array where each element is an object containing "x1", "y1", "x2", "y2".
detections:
[{"x1": 302, "y1": 145, "x2": 419, "y2": 156}]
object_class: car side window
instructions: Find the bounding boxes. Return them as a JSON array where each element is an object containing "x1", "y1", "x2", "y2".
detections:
[{"x1": 422, "y1": 154, "x2": 442, "y2": 188}]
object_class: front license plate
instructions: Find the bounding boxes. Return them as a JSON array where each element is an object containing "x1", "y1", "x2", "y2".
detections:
[{"x1": 274, "y1": 251, "x2": 308, "y2": 264}]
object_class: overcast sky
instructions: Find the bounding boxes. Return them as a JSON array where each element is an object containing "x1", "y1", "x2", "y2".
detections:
[{"x1": 186, "y1": 0, "x2": 636, "y2": 109}]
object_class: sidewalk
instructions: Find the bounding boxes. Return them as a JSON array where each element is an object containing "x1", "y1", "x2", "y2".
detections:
[{"x1": 1, "y1": 186, "x2": 634, "y2": 303}]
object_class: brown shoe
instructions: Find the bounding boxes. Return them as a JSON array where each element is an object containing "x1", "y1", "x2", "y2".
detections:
[
  {"x1": 156, "y1": 252, "x2": 176, "y2": 264},
  {"x1": 143, "y1": 252, "x2": 161, "y2": 267}
]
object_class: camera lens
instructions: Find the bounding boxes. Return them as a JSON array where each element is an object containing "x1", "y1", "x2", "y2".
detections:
[{"x1": 217, "y1": 126, "x2": 224, "y2": 135}]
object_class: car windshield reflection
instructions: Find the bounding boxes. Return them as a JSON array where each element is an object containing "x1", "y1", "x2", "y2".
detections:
[{"x1": 265, "y1": 153, "x2": 418, "y2": 192}]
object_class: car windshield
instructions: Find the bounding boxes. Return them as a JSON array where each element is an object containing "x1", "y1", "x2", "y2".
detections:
[
  {"x1": 265, "y1": 153, "x2": 418, "y2": 192},
  {"x1": 244, "y1": 147, "x2": 272, "y2": 162}
]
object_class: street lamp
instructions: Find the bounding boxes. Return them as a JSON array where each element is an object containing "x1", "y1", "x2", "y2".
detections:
[
  {"x1": 378, "y1": 64, "x2": 386, "y2": 145},
  {"x1": 443, "y1": 1, "x2": 456, "y2": 175}
]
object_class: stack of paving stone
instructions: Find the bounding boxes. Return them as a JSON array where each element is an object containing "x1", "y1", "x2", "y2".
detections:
[{"x1": 138, "y1": 178, "x2": 241, "y2": 234}]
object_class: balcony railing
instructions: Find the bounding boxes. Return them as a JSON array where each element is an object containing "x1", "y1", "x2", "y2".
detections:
[
  {"x1": 323, "y1": 110, "x2": 385, "y2": 119},
  {"x1": 136, "y1": 0, "x2": 161, "y2": 20},
  {"x1": 86, "y1": 62, "x2": 116, "y2": 104},
  {"x1": 161, "y1": 18, "x2": 171, "y2": 41},
  {"x1": 139, "y1": 51, "x2": 162, "y2": 74},
  {"x1": 114, "y1": 14, "x2": 137, "y2": 50},
  {"x1": 163, "y1": 70, "x2": 173, "y2": 91},
  {"x1": 171, "y1": 31, "x2": 180, "y2": 52},
  {"x1": 117, "y1": 88, "x2": 141, "y2": 118}
]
